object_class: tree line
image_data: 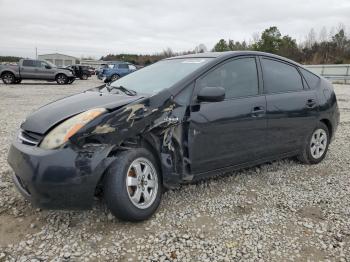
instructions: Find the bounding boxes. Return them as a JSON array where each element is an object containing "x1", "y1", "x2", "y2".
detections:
[
  {"x1": 212, "y1": 25, "x2": 350, "y2": 64},
  {"x1": 102, "y1": 25, "x2": 350, "y2": 66},
  {"x1": 0, "y1": 56, "x2": 22, "y2": 63}
]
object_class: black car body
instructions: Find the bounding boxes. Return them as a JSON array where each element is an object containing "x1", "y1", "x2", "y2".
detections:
[
  {"x1": 66, "y1": 65, "x2": 92, "y2": 80},
  {"x1": 7, "y1": 51, "x2": 339, "y2": 221}
]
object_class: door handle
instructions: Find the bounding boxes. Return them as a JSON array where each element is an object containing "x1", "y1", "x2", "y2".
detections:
[
  {"x1": 251, "y1": 106, "x2": 265, "y2": 117},
  {"x1": 306, "y1": 99, "x2": 316, "y2": 108}
]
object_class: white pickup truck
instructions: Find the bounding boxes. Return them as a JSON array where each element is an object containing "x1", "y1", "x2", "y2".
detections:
[{"x1": 0, "y1": 59, "x2": 76, "y2": 84}]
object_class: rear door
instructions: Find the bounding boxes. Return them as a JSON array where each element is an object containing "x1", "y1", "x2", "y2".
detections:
[
  {"x1": 260, "y1": 57, "x2": 319, "y2": 155},
  {"x1": 188, "y1": 56, "x2": 268, "y2": 174},
  {"x1": 20, "y1": 60, "x2": 37, "y2": 78}
]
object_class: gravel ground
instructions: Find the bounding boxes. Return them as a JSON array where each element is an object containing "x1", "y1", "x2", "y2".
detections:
[{"x1": 0, "y1": 78, "x2": 349, "y2": 262}]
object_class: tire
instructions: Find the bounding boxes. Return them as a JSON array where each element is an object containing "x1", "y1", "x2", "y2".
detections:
[
  {"x1": 80, "y1": 74, "x2": 88, "y2": 80},
  {"x1": 1, "y1": 72, "x2": 15, "y2": 84},
  {"x1": 14, "y1": 78, "x2": 22, "y2": 84},
  {"x1": 297, "y1": 122, "x2": 330, "y2": 164},
  {"x1": 110, "y1": 74, "x2": 119, "y2": 82},
  {"x1": 56, "y1": 74, "x2": 68, "y2": 85},
  {"x1": 104, "y1": 148, "x2": 162, "y2": 222}
]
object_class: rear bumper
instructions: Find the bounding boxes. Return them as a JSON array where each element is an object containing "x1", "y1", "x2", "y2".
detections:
[{"x1": 7, "y1": 139, "x2": 114, "y2": 209}]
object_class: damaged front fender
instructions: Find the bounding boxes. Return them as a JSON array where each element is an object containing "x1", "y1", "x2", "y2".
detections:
[{"x1": 70, "y1": 90, "x2": 191, "y2": 189}]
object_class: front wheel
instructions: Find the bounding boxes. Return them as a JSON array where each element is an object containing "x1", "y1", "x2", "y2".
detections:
[
  {"x1": 80, "y1": 74, "x2": 88, "y2": 80},
  {"x1": 104, "y1": 148, "x2": 162, "y2": 221},
  {"x1": 56, "y1": 74, "x2": 68, "y2": 85},
  {"x1": 298, "y1": 122, "x2": 330, "y2": 164},
  {"x1": 110, "y1": 74, "x2": 119, "y2": 82}
]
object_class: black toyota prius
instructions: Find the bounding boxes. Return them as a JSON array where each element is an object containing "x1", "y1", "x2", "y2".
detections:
[{"x1": 8, "y1": 51, "x2": 339, "y2": 221}]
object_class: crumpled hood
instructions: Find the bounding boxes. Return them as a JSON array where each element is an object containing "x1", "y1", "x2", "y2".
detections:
[{"x1": 21, "y1": 91, "x2": 144, "y2": 134}]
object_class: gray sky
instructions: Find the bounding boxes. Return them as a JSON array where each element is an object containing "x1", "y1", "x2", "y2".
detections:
[{"x1": 0, "y1": 0, "x2": 349, "y2": 59}]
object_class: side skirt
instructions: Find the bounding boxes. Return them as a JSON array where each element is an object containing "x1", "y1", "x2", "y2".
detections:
[{"x1": 187, "y1": 150, "x2": 300, "y2": 183}]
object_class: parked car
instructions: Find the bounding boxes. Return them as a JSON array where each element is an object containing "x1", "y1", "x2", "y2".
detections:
[
  {"x1": 95, "y1": 64, "x2": 108, "y2": 76},
  {"x1": 97, "y1": 61, "x2": 137, "y2": 82},
  {"x1": 0, "y1": 59, "x2": 75, "y2": 84},
  {"x1": 88, "y1": 67, "x2": 96, "y2": 75},
  {"x1": 7, "y1": 51, "x2": 339, "y2": 221},
  {"x1": 66, "y1": 65, "x2": 92, "y2": 80}
]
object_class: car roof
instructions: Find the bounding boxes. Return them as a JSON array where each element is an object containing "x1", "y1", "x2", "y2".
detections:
[
  {"x1": 107, "y1": 61, "x2": 131, "y2": 65},
  {"x1": 166, "y1": 51, "x2": 301, "y2": 67}
]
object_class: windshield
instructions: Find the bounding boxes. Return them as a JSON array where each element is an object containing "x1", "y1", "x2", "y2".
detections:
[
  {"x1": 46, "y1": 61, "x2": 57, "y2": 68},
  {"x1": 108, "y1": 58, "x2": 212, "y2": 94}
]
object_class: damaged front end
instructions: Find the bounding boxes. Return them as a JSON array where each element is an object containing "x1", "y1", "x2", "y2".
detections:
[
  {"x1": 7, "y1": 88, "x2": 191, "y2": 209},
  {"x1": 71, "y1": 89, "x2": 192, "y2": 190}
]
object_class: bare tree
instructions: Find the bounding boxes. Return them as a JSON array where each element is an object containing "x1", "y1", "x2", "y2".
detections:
[
  {"x1": 162, "y1": 47, "x2": 174, "y2": 58},
  {"x1": 194, "y1": 44, "x2": 207, "y2": 53},
  {"x1": 252, "y1": 32, "x2": 260, "y2": 44},
  {"x1": 319, "y1": 26, "x2": 328, "y2": 42},
  {"x1": 305, "y1": 28, "x2": 316, "y2": 48}
]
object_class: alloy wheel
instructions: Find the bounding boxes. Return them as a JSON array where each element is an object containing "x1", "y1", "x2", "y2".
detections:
[
  {"x1": 57, "y1": 75, "x2": 67, "y2": 84},
  {"x1": 310, "y1": 128, "x2": 327, "y2": 159},
  {"x1": 126, "y1": 157, "x2": 158, "y2": 209},
  {"x1": 3, "y1": 73, "x2": 14, "y2": 84},
  {"x1": 111, "y1": 75, "x2": 119, "y2": 82}
]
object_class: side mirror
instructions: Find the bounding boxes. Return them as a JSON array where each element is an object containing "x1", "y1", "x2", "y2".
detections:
[
  {"x1": 45, "y1": 65, "x2": 51, "y2": 69},
  {"x1": 197, "y1": 86, "x2": 225, "y2": 102}
]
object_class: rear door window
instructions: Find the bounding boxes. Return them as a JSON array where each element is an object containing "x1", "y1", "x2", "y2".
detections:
[
  {"x1": 261, "y1": 58, "x2": 304, "y2": 94},
  {"x1": 118, "y1": 64, "x2": 129, "y2": 69},
  {"x1": 299, "y1": 68, "x2": 320, "y2": 89},
  {"x1": 22, "y1": 60, "x2": 35, "y2": 67}
]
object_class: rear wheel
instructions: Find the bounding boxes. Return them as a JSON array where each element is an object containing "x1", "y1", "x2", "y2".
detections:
[
  {"x1": 104, "y1": 148, "x2": 162, "y2": 221},
  {"x1": 298, "y1": 122, "x2": 330, "y2": 164},
  {"x1": 1, "y1": 72, "x2": 15, "y2": 84},
  {"x1": 56, "y1": 74, "x2": 68, "y2": 85}
]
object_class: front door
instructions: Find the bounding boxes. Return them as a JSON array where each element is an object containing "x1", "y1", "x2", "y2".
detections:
[
  {"x1": 188, "y1": 57, "x2": 267, "y2": 174},
  {"x1": 118, "y1": 64, "x2": 130, "y2": 76},
  {"x1": 35, "y1": 61, "x2": 56, "y2": 80}
]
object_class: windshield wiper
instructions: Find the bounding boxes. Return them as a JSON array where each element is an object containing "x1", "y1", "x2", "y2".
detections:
[{"x1": 106, "y1": 83, "x2": 137, "y2": 96}]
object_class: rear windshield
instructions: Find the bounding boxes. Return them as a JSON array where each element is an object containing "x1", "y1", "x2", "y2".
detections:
[{"x1": 108, "y1": 58, "x2": 213, "y2": 94}]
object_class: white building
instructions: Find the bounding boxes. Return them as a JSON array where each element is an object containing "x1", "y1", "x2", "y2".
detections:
[
  {"x1": 80, "y1": 59, "x2": 108, "y2": 69},
  {"x1": 38, "y1": 53, "x2": 77, "y2": 67}
]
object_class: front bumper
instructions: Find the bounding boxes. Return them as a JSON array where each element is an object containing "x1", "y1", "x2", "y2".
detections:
[
  {"x1": 7, "y1": 139, "x2": 114, "y2": 209},
  {"x1": 97, "y1": 73, "x2": 105, "y2": 80}
]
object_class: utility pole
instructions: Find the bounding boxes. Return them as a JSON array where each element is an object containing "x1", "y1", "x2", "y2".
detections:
[{"x1": 35, "y1": 47, "x2": 37, "y2": 59}]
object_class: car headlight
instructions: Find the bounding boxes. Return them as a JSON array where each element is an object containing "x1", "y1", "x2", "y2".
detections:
[{"x1": 39, "y1": 108, "x2": 107, "y2": 149}]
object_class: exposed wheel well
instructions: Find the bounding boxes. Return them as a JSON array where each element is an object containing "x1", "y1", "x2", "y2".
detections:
[
  {"x1": 94, "y1": 137, "x2": 162, "y2": 197},
  {"x1": 320, "y1": 119, "x2": 332, "y2": 139},
  {"x1": 1, "y1": 71, "x2": 15, "y2": 77},
  {"x1": 55, "y1": 73, "x2": 67, "y2": 79}
]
